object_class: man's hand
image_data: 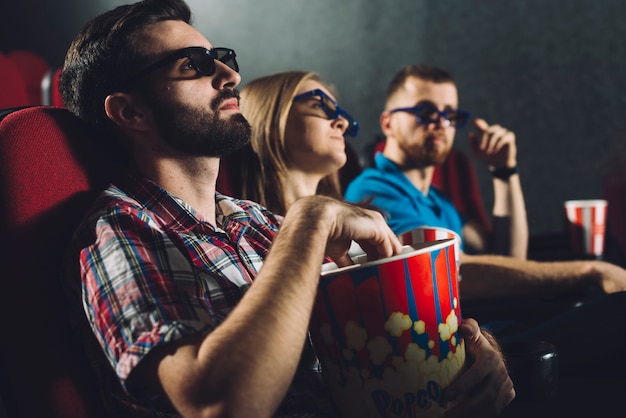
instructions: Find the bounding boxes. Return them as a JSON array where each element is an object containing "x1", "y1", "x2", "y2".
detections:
[
  {"x1": 589, "y1": 260, "x2": 626, "y2": 294},
  {"x1": 310, "y1": 197, "x2": 403, "y2": 267},
  {"x1": 444, "y1": 318, "x2": 515, "y2": 417},
  {"x1": 469, "y1": 118, "x2": 517, "y2": 170}
]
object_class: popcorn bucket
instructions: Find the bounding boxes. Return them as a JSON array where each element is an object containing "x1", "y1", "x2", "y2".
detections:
[
  {"x1": 311, "y1": 240, "x2": 464, "y2": 418},
  {"x1": 564, "y1": 199, "x2": 608, "y2": 258},
  {"x1": 399, "y1": 226, "x2": 462, "y2": 280}
]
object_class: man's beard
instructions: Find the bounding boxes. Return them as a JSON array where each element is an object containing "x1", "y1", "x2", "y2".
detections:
[
  {"x1": 422, "y1": 148, "x2": 449, "y2": 166},
  {"x1": 149, "y1": 89, "x2": 251, "y2": 157},
  {"x1": 404, "y1": 143, "x2": 450, "y2": 168}
]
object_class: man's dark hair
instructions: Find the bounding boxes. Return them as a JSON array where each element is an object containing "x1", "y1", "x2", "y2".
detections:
[
  {"x1": 59, "y1": 0, "x2": 192, "y2": 137},
  {"x1": 385, "y1": 65, "x2": 455, "y2": 102}
]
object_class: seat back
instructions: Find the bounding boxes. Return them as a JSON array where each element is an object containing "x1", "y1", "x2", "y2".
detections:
[
  {"x1": 7, "y1": 50, "x2": 50, "y2": 105},
  {"x1": 0, "y1": 54, "x2": 30, "y2": 108},
  {"x1": 433, "y1": 148, "x2": 491, "y2": 232},
  {"x1": 0, "y1": 106, "x2": 111, "y2": 418},
  {"x1": 42, "y1": 68, "x2": 65, "y2": 107}
]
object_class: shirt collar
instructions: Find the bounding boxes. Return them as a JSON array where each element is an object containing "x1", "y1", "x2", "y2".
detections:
[
  {"x1": 121, "y1": 175, "x2": 252, "y2": 234},
  {"x1": 375, "y1": 152, "x2": 403, "y2": 175},
  {"x1": 374, "y1": 153, "x2": 432, "y2": 199}
]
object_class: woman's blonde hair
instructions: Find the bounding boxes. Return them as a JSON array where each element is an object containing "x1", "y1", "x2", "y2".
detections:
[{"x1": 237, "y1": 70, "x2": 342, "y2": 215}]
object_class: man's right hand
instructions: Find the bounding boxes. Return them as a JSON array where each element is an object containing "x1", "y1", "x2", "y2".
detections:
[
  {"x1": 468, "y1": 118, "x2": 517, "y2": 170},
  {"x1": 290, "y1": 196, "x2": 403, "y2": 267}
]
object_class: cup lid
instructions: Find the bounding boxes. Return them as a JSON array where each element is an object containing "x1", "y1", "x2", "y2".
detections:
[{"x1": 564, "y1": 199, "x2": 608, "y2": 207}]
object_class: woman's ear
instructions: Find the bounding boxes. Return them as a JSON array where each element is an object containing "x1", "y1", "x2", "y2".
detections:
[{"x1": 104, "y1": 92, "x2": 150, "y2": 132}]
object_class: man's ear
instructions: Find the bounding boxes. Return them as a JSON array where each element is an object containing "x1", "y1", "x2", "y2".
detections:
[
  {"x1": 104, "y1": 92, "x2": 151, "y2": 132},
  {"x1": 380, "y1": 111, "x2": 393, "y2": 137}
]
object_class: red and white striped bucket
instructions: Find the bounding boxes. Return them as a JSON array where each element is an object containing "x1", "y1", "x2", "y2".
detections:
[
  {"x1": 400, "y1": 226, "x2": 461, "y2": 279},
  {"x1": 311, "y1": 241, "x2": 464, "y2": 418},
  {"x1": 564, "y1": 199, "x2": 608, "y2": 258}
]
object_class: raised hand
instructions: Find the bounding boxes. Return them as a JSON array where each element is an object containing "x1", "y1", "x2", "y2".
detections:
[{"x1": 468, "y1": 118, "x2": 517, "y2": 170}]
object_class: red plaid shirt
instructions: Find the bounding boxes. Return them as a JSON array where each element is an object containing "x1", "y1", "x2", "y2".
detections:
[{"x1": 66, "y1": 175, "x2": 333, "y2": 417}]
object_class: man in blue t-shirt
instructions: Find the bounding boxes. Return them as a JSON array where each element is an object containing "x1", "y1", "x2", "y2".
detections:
[
  {"x1": 346, "y1": 65, "x2": 528, "y2": 259},
  {"x1": 345, "y1": 64, "x2": 626, "y2": 304}
]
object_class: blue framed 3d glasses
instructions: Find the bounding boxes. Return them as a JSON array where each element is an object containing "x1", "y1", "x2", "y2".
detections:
[
  {"x1": 389, "y1": 103, "x2": 471, "y2": 129},
  {"x1": 122, "y1": 46, "x2": 238, "y2": 87},
  {"x1": 293, "y1": 89, "x2": 359, "y2": 137}
]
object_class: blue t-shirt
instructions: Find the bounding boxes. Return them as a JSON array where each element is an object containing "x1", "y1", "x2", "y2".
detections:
[{"x1": 345, "y1": 153, "x2": 465, "y2": 245}]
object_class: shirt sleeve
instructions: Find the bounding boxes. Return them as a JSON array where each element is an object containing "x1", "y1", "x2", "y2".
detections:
[
  {"x1": 345, "y1": 172, "x2": 418, "y2": 234},
  {"x1": 79, "y1": 205, "x2": 214, "y2": 388}
]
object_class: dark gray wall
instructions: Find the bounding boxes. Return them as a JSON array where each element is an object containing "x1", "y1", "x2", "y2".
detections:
[{"x1": 3, "y1": 0, "x2": 625, "y2": 237}]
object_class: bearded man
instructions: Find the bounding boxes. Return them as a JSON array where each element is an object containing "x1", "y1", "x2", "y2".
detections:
[{"x1": 345, "y1": 65, "x2": 528, "y2": 259}]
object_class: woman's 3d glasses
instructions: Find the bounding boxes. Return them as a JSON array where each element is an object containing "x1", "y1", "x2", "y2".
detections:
[
  {"x1": 121, "y1": 46, "x2": 238, "y2": 88},
  {"x1": 293, "y1": 89, "x2": 359, "y2": 137},
  {"x1": 389, "y1": 104, "x2": 470, "y2": 128}
]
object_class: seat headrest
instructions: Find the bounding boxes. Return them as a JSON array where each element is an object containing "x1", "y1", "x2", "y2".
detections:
[{"x1": 0, "y1": 106, "x2": 112, "y2": 228}]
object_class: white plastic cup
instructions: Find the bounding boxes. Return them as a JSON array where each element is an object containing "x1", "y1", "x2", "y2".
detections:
[{"x1": 564, "y1": 199, "x2": 608, "y2": 258}]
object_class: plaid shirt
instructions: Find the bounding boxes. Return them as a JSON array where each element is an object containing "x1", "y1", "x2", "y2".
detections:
[{"x1": 66, "y1": 175, "x2": 334, "y2": 417}]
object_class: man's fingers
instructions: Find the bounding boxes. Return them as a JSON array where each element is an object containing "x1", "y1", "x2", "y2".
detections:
[
  {"x1": 444, "y1": 319, "x2": 515, "y2": 417},
  {"x1": 333, "y1": 253, "x2": 355, "y2": 268},
  {"x1": 473, "y1": 118, "x2": 489, "y2": 131}
]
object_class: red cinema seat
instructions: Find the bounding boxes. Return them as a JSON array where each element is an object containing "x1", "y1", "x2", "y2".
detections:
[
  {"x1": 42, "y1": 68, "x2": 65, "y2": 107},
  {"x1": 0, "y1": 106, "x2": 112, "y2": 418},
  {"x1": 432, "y1": 147, "x2": 491, "y2": 233},
  {"x1": 0, "y1": 54, "x2": 30, "y2": 108},
  {"x1": 8, "y1": 50, "x2": 50, "y2": 105}
]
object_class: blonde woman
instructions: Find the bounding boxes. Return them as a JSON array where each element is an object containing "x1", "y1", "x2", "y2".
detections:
[{"x1": 231, "y1": 70, "x2": 358, "y2": 215}]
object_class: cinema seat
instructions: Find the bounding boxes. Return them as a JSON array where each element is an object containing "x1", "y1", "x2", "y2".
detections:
[
  {"x1": 0, "y1": 54, "x2": 30, "y2": 108},
  {"x1": 0, "y1": 106, "x2": 112, "y2": 418},
  {"x1": 41, "y1": 68, "x2": 65, "y2": 107},
  {"x1": 7, "y1": 50, "x2": 50, "y2": 105}
]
